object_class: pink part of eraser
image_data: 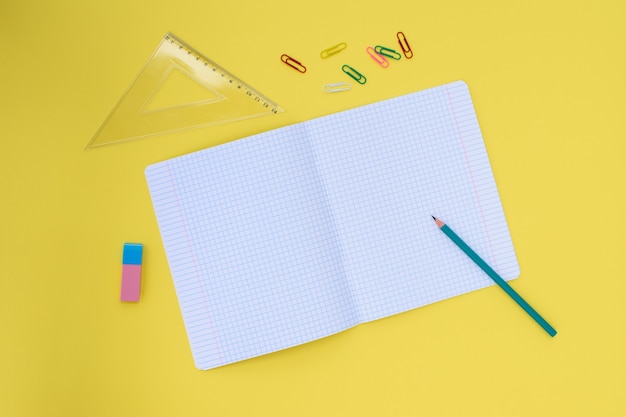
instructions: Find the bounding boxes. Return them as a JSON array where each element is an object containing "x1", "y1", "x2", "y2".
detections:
[{"x1": 121, "y1": 264, "x2": 142, "y2": 302}]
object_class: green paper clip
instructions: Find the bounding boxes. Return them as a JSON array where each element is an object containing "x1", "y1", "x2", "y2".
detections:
[
  {"x1": 374, "y1": 46, "x2": 402, "y2": 60},
  {"x1": 342, "y1": 65, "x2": 366, "y2": 84}
]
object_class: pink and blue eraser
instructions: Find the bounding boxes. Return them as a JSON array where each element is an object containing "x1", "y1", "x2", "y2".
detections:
[{"x1": 121, "y1": 243, "x2": 143, "y2": 302}]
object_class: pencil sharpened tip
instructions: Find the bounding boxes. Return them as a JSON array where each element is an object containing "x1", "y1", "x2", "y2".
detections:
[{"x1": 432, "y1": 215, "x2": 436, "y2": 220}]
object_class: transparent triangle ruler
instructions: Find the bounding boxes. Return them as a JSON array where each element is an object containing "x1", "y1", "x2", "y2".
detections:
[{"x1": 87, "y1": 33, "x2": 284, "y2": 149}]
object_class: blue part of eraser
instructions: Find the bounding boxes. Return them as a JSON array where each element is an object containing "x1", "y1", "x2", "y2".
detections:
[{"x1": 122, "y1": 243, "x2": 143, "y2": 265}]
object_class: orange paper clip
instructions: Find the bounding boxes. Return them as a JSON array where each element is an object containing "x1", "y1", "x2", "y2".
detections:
[
  {"x1": 366, "y1": 46, "x2": 389, "y2": 68},
  {"x1": 281, "y1": 54, "x2": 307, "y2": 73},
  {"x1": 396, "y1": 32, "x2": 413, "y2": 59}
]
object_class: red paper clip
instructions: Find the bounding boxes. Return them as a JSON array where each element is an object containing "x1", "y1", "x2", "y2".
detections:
[
  {"x1": 396, "y1": 32, "x2": 413, "y2": 59},
  {"x1": 281, "y1": 54, "x2": 307, "y2": 73}
]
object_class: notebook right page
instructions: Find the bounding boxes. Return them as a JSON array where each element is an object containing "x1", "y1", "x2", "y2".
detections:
[{"x1": 307, "y1": 81, "x2": 520, "y2": 323}]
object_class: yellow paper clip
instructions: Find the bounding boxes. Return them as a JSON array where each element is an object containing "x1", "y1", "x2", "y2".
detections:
[
  {"x1": 323, "y1": 82, "x2": 352, "y2": 93},
  {"x1": 366, "y1": 46, "x2": 389, "y2": 68},
  {"x1": 320, "y1": 42, "x2": 347, "y2": 59},
  {"x1": 341, "y1": 65, "x2": 366, "y2": 84}
]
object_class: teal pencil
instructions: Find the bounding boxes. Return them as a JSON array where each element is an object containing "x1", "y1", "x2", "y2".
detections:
[{"x1": 432, "y1": 216, "x2": 557, "y2": 337}]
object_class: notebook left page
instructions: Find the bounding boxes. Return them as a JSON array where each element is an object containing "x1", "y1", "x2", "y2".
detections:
[{"x1": 145, "y1": 124, "x2": 359, "y2": 370}]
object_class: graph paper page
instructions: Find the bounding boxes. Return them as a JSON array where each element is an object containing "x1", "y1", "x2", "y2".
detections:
[
  {"x1": 146, "y1": 81, "x2": 519, "y2": 369},
  {"x1": 308, "y1": 81, "x2": 519, "y2": 322},
  {"x1": 146, "y1": 124, "x2": 359, "y2": 370}
]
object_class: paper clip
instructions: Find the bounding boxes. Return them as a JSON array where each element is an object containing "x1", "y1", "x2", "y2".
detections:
[
  {"x1": 374, "y1": 46, "x2": 402, "y2": 60},
  {"x1": 323, "y1": 82, "x2": 352, "y2": 93},
  {"x1": 320, "y1": 42, "x2": 347, "y2": 59},
  {"x1": 366, "y1": 46, "x2": 389, "y2": 68},
  {"x1": 281, "y1": 54, "x2": 307, "y2": 73},
  {"x1": 396, "y1": 32, "x2": 413, "y2": 59},
  {"x1": 341, "y1": 65, "x2": 366, "y2": 84}
]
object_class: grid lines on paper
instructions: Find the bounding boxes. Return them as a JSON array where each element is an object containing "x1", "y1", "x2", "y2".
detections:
[
  {"x1": 145, "y1": 81, "x2": 520, "y2": 370},
  {"x1": 307, "y1": 81, "x2": 519, "y2": 322},
  {"x1": 146, "y1": 126, "x2": 358, "y2": 370}
]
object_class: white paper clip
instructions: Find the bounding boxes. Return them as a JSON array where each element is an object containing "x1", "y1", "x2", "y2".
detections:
[{"x1": 323, "y1": 82, "x2": 352, "y2": 93}]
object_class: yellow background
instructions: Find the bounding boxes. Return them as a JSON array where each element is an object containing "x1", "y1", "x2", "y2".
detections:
[{"x1": 1, "y1": 0, "x2": 624, "y2": 415}]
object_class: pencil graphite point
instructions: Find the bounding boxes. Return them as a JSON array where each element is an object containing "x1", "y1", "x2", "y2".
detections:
[{"x1": 432, "y1": 216, "x2": 445, "y2": 228}]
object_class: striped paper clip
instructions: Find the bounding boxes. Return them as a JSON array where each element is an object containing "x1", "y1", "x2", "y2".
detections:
[
  {"x1": 366, "y1": 46, "x2": 389, "y2": 68},
  {"x1": 281, "y1": 54, "x2": 307, "y2": 73},
  {"x1": 374, "y1": 45, "x2": 402, "y2": 60},
  {"x1": 323, "y1": 82, "x2": 352, "y2": 93},
  {"x1": 320, "y1": 42, "x2": 347, "y2": 59},
  {"x1": 341, "y1": 65, "x2": 366, "y2": 84},
  {"x1": 396, "y1": 32, "x2": 413, "y2": 59}
]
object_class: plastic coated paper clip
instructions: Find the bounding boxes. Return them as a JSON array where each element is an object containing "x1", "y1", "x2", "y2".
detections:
[
  {"x1": 374, "y1": 46, "x2": 402, "y2": 60},
  {"x1": 320, "y1": 42, "x2": 347, "y2": 58},
  {"x1": 323, "y1": 82, "x2": 352, "y2": 93},
  {"x1": 397, "y1": 32, "x2": 413, "y2": 59},
  {"x1": 341, "y1": 65, "x2": 366, "y2": 84},
  {"x1": 281, "y1": 54, "x2": 307, "y2": 73},
  {"x1": 366, "y1": 46, "x2": 389, "y2": 68}
]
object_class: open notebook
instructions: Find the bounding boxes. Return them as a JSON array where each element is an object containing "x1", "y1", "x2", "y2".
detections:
[{"x1": 145, "y1": 81, "x2": 519, "y2": 370}]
